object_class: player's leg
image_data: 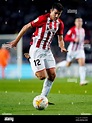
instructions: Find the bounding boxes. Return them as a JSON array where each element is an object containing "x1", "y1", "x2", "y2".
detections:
[
  {"x1": 28, "y1": 46, "x2": 58, "y2": 100},
  {"x1": 56, "y1": 60, "x2": 67, "y2": 68},
  {"x1": 30, "y1": 49, "x2": 56, "y2": 104},
  {"x1": 66, "y1": 51, "x2": 74, "y2": 67},
  {"x1": 40, "y1": 50, "x2": 56, "y2": 98},
  {"x1": 24, "y1": 53, "x2": 47, "y2": 79},
  {"x1": 24, "y1": 47, "x2": 47, "y2": 80},
  {"x1": 56, "y1": 52, "x2": 72, "y2": 70},
  {"x1": 41, "y1": 67, "x2": 56, "y2": 105},
  {"x1": 77, "y1": 58, "x2": 87, "y2": 85},
  {"x1": 35, "y1": 67, "x2": 56, "y2": 105},
  {"x1": 56, "y1": 61, "x2": 72, "y2": 75},
  {"x1": 28, "y1": 45, "x2": 48, "y2": 79},
  {"x1": 35, "y1": 69, "x2": 47, "y2": 80},
  {"x1": 40, "y1": 68, "x2": 56, "y2": 97},
  {"x1": 76, "y1": 50, "x2": 88, "y2": 85},
  {"x1": 30, "y1": 57, "x2": 47, "y2": 80}
]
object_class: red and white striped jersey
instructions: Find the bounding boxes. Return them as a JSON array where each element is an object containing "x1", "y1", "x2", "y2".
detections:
[
  {"x1": 30, "y1": 13, "x2": 64, "y2": 50},
  {"x1": 64, "y1": 26, "x2": 85, "y2": 51}
]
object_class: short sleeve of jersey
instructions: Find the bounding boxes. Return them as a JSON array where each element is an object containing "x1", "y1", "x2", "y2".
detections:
[
  {"x1": 30, "y1": 15, "x2": 45, "y2": 27},
  {"x1": 67, "y1": 26, "x2": 76, "y2": 36},
  {"x1": 57, "y1": 20, "x2": 64, "y2": 35},
  {"x1": 67, "y1": 30, "x2": 72, "y2": 35}
]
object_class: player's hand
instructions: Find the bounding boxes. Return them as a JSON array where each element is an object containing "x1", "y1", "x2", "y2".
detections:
[
  {"x1": 84, "y1": 39, "x2": 90, "y2": 44},
  {"x1": 2, "y1": 40, "x2": 17, "y2": 50},
  {"x1": 61, "y1": 47, "x2": 68, "y2": 52},
  {"x1": 74, "y1": 37, "x2": 79, "y2": 42}
]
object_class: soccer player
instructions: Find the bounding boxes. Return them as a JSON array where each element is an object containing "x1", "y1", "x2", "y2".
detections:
[
  {"x1": 3, "y1": 3, "x2": 67, "y2": 102},
  {"x1": 56, "y1": 17, "x2": 89, "y2": 86}
]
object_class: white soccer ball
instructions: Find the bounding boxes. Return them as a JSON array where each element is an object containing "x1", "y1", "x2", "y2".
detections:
[{"x1": 33, "y1": 95, "x2": 48, "y2": 110}]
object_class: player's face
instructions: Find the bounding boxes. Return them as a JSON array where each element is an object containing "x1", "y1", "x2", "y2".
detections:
[
  {"x1": 75, "y1": 18, "x2": 83, "y2": 28},
  {"x1": 50, "y1": 8, "x2": 62, "y2": 21}
]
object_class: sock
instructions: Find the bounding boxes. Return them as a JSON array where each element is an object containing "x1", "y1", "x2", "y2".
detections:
[
  {"x1": 41, "y1": 78, "x2": 53, "y2": 97},
  {"x1": 79, "y1": 66, "x2": 86, "y2": 83},
  {"x1": 56, "y1": 60, "x2": 67, "y2": 69}
]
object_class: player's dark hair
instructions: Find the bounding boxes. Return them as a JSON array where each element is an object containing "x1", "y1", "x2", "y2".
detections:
[
  {"x1": 75, "y1": 16, "x2": 82, "y2": 20},
  {"x1": 52, "y1": 2, "x2": 64, "y2": 12}
]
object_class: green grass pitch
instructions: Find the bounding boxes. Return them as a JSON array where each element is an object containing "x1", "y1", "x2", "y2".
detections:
[{"x1": 0, "y1": 77, "x2": 92, "y2": 115}]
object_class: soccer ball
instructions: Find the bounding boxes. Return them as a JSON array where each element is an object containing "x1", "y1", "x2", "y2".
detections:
[{"x1": 33, "y1": 95, "x2": 48, "y2": 110}]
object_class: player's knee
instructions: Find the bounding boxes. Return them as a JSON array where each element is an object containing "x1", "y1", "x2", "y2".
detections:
[
  {"x1": 48, "y1": 73, "x2": 56, "y2": 81},
  {"x1": 35, "y1": 72, "x2": 46, "y2": 80},
  {"x1": 39, "y1": 76, "x2": 46, "y2": 80}
]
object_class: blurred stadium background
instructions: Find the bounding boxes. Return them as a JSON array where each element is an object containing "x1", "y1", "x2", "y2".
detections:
[{"x1": 0, "y1": 0, "x2": 92, "y2": 79}]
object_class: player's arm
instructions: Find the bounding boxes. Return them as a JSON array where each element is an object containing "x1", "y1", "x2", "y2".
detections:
[
  {"x1": 2, "y1": 23, "x2": 32, "y2": 49},
  {"x1": 58, "y1": 35, "x2": 68, "y2": 52},
  {"x1": 84, "y1": 29, "x2": 90, "y2": 44},
  {"x1": 14, "y1": 23, "x2": 32, "y2": 44},
  {"x1": 64, "y1": 30, "x2": 74, "y2": 42},
  {"x1": 57, "y1": 20, "x2": 68, "y2": 52},
  {"x1": 9, "y1": 23, "x2": 32, "y2": 48},
  {"x1": 2, "y1": 15, "x2": 45, "y2": 49},
  {"x1": 64, "y1": 29, "x2": 79, "y2": 42},
  {"x1": 11, "y1": 15, "x2": 44, "y2": 48}
]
